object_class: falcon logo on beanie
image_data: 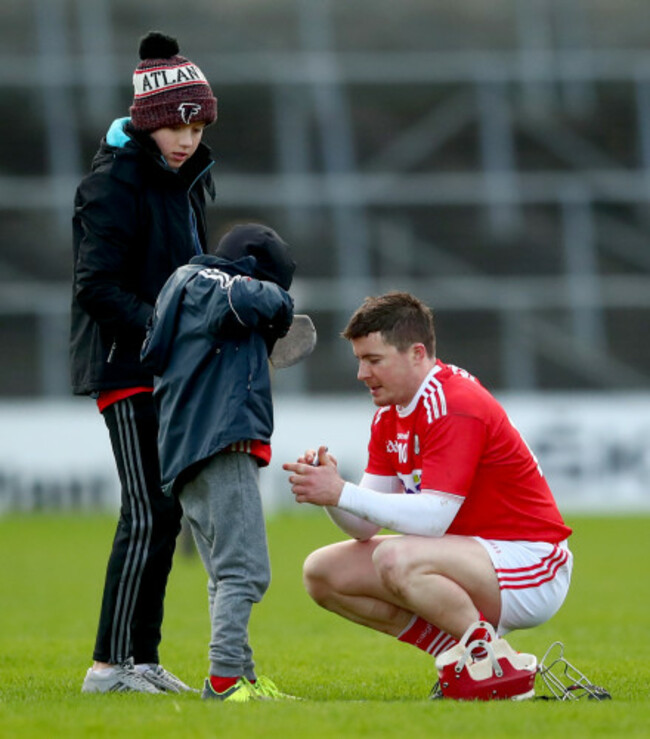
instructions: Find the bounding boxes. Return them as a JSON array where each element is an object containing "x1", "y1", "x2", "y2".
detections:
[
  {"x1": 178, "y1": 102, "x2": 203, "y2": 124},
  {"x1": 130, "y1": 31, "x2": 217, "y2": 132}
]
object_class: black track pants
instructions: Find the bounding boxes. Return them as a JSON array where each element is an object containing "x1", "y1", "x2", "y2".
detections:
[{"x1": 93, "y1": 393, "x2": 182, "y2": 664}]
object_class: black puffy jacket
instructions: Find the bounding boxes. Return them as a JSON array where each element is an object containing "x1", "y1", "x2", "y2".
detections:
[{"x1": 70, "y1": 118, "x2": 215, "y2": 396}]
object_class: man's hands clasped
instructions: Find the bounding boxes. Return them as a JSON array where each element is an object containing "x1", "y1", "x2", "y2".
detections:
[{"x1": 283, "y1": 445, "x2": 344, "y2": 507}]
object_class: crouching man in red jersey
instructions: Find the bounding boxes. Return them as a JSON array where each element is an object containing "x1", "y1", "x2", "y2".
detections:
[{"x1": 283, "y1": 291, "x2": 572, "y2": 670}]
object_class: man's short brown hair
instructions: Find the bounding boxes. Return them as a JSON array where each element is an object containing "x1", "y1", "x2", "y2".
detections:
[{"x1": 342, "y1": 291, "x2": 436, "y2": 357}]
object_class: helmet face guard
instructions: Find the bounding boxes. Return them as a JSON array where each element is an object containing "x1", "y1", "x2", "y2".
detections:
[
  {"x1": 537, "y1": 641, "x2": 612, "y2": 701},
  {"x1": 434, "y1": 622, "x2": 537, "y2": 701}
]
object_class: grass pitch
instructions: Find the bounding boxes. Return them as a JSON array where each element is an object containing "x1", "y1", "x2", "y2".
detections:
[{"x1": 0, "y1": 511, "x2": 648, "y2": 738}]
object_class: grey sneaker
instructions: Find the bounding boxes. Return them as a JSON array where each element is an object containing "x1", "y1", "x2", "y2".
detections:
[
  {"x1": 81, "y1": 659, "x2": 161, "y2": 694},
  {"x1": 136, "y1": 663, "x2": 197, "y2": 693}
]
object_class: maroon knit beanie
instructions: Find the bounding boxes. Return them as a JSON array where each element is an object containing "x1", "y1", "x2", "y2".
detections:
[{"x1": 130, "y1": 31, "x2": 217, "y2": 132}]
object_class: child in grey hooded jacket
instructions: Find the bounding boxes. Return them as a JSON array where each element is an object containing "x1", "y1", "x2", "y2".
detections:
[{"x1": 142, "y1": 223, "x2": 297, "y2": 702}]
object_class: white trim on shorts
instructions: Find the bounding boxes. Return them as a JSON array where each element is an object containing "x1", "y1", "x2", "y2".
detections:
[{"x1": 473, "y1": 537, "x2": 573, "y2": 636}]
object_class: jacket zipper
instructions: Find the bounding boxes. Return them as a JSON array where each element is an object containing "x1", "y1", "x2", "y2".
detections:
[{"x1": 187, "y1": 161, "x2": 215, "y2": 255}]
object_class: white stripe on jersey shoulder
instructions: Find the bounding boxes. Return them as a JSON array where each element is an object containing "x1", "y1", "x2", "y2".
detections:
[
  {"x1": 397, "y1": 365, "x2": 443, "y2": 420},
  {"x1": 422, "y1": 364, "x2": 477, "y2": 423},
  {"x1": 423, "y1": 372, "x2": 447, "y2": 423},
  {"x1": 448, "y1": 363, "x2": 478, "y2": 382}
]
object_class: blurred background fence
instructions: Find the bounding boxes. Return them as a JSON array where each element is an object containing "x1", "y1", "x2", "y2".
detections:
[{"x1": 1, "y1": 0, "x2": 650, "y2": 512}]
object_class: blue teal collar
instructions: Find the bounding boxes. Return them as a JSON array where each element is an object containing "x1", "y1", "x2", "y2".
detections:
[{"x1": 106, "y1": 117, "x2": 131, "y2": 148}]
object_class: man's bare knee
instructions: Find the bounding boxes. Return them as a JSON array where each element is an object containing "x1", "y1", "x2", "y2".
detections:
[
  {"x1": 303, "y1": 548, "x2": 334, "y2": 606},
  {"x1": 372, "y1": 538, "x2": 411, "y2": 597}
]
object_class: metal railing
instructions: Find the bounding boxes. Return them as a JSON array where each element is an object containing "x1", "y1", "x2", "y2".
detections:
[{"x1": 1, "y1": 0, "x2": 650, "y2": 395}]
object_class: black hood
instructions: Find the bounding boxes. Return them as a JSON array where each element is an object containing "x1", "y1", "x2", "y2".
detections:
[{"x1": 213, "y1": 224, "x2": 296, "y2": 291}]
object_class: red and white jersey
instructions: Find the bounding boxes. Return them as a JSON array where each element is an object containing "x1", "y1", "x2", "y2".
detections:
[{"x1": 365, "y1": 360, "x2": 572, "y2": 543}]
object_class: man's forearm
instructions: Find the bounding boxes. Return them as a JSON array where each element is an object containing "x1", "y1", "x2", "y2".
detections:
[
  {"x1": 337, "y1": 483, "x2": 462, "y2": 537},
  {"x1": 325, "y1": 505, "x2": 381, "y2": 541}
]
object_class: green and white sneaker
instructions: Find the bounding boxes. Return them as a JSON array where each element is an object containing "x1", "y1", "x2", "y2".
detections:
[
  {"x1": 252, "y1": 675, "x2": 301, "y2": 700},
  {"x1": 201, "y1": 677, "x2": 258, "y2": 702}
]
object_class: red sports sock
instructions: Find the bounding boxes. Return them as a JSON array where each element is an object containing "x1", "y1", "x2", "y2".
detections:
[
  {"x1": 209, "y1": 675, "x2": 239, "y2": 693},
  {"x1": 397, "y1": 613, "x2": 493, "y2": 658},
  {"x1": 397, "y1": 616, "x2": 458, "y2": 657}
]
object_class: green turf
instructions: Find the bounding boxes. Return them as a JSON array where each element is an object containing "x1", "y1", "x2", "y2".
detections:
[{"x1": 0, "y1": 512, "x2": 648, "y2": 737}]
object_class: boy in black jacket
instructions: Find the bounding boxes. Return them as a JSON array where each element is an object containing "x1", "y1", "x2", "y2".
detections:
[
  {"x1": 71, "y1": 31, "x2": 217, "y2": 694},
  {"x1": 142, "y1": 223, "x2": 297, "y2": 701}
]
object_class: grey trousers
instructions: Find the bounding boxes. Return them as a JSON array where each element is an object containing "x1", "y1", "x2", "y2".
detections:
[{"x1": 179, "y1": 451, "x2": 271, "y2": 679}]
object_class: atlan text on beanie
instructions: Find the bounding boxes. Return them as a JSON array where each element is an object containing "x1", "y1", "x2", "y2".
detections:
[{"x1": 130, "y1": 31, "x2": 217, "y2": 132}]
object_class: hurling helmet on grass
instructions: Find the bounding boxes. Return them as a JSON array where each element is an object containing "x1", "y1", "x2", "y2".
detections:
[
  {"x1": 434, "y1": 621, "x2": 538, "y2": 701},
  {"x1": 431, "y1": 621, "x2": 612, "y2": 702}
]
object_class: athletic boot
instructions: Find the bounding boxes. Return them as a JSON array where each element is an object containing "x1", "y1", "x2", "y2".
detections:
[
  {"x1": 136, "y1": 663, "x2": 197, "y2": 693},
  {"x1": 81, "y1": 659, "x2": 161, "y2": 694},
  {"x1": 201, "y1": 676, "x2": 258, "y2": 702},
  {"x1": 251, "y1": 675, "x2": 301, "y2": 700}
]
